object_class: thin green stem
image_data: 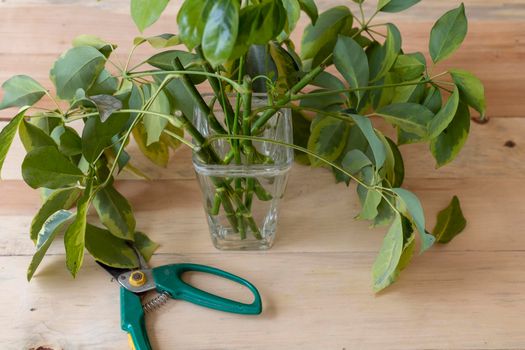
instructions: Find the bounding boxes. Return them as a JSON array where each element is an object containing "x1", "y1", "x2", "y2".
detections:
[
  {"x1": 291, "y1": 72, "x2": 449, "y2": 100},
  {"x1": 124, "y1": 43, "x2": 140, "y2": 74},
  {"x1": 96, "y1": 74, "x2": 174, "y2": 190},
  {"x1": 250, "y1": 55, "x2": 331, "y2": 135},
  {"x1": 126, "y1": 70, "x2": 244, "y2": 92},
  {"x1": 204, "y1": 134, "x2": 370, "y2": 189},
  {"x1": 44, "y1": 92, "x2": 63, "y2": 114},
  {"x1": 162, "y1": 129, "x2": 196, "y2": 149}
]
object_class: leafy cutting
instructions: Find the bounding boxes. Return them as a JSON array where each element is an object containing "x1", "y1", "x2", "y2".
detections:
[{"x1": 0, "y1": 0, "x2": 480, "y2": 291}]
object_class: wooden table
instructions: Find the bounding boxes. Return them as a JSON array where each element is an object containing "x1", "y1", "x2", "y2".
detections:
[{"x1": 1, "y1": 1, "x2": 525, "y2": 349}]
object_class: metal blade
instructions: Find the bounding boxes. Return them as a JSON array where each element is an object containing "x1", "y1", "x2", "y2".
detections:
[{"x1": 97, "y1": 261, "x2": 130, "y2": 281}]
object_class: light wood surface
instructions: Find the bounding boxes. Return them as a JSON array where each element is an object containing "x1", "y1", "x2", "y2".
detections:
[{"x1": 1, "y1": 1, "x2": 524, "y2": 349}]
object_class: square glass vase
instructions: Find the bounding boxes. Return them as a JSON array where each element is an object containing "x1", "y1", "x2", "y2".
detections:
[{"x1": 192, "y1": 94, "x2": 293, "y2": 250}]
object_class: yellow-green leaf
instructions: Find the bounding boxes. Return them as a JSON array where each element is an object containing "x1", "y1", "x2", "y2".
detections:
[
  {"x1": 450, "y1": 69, "x2": 486, "y2": 118},
  {"x1": 135, "y1": 232, "x2": 160, "y2": 262},
  {"x1": 430, "y1": 101, "x2": 470, "y2": 167},
  {"x1": 30, "y1": 187, "x2": 81, "y2": 242},
  {"x1": 428, "y1": 86, "x2": 460, "y2": 138},
  {"x1": 131, "y1": 0, "x2": 170, "y2": 32},
  {"x1": 93, "y1": 185, "x2": 136, "y2": 241},
  {"x1": 0, "y1": 107, "x2": 29, "y2": 177},
  {"x1": 372, "y1": 214, "x2": 403, "y2": 292},
  {"x1": 432, "y1": 195, "x2": 466, "y2": 243},
  {"x1": 27, "y1": 210, "x2": 75, "y2": 281},
  {"x1": 85, "y1": 224, "x2": 139, "y2": 268},
  {"x1": 64, "y1": 183, "x2": 91, "y2": 277},
  {"x1": 307, "y1": 117, "x2": 350, "y2": 166},
  {"x1": 392, "y1": 187, "x2": 435, "y2": 252}
]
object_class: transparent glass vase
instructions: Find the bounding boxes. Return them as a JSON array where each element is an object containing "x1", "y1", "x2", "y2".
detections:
[{"x1": 192, "y1": 94, "x2": 293, "y2": 250}]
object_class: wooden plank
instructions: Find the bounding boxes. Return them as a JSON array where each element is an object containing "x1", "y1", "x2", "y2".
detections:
[
  {"x1": 0, "y1": 116, "x2": 522, "y2": 180},
  {"x1": 3, "y1": 252, "x2": 525, "y2": 349},
  {"x1": 1, "y1": 175, "x2": 522, "y2": 256},
  {"x1": 0, "y1": 1, "x2": 523, "y2": 118}
]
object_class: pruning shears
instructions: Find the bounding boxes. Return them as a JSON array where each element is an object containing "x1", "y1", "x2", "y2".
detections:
[{"x1": 98, "y1": 248, "x2": 262, "y2": 350}]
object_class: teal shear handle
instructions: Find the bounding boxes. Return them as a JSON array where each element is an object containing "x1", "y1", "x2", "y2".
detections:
[
  {"x1": 120, "y1": 264, "x2": 262, "y2": 350},
  {"x1": 152, "y1": 264, "x2": 263, "y2": 315},
  {"x1": 121, "y1": 287, "x2": 152, "y2": 350}
]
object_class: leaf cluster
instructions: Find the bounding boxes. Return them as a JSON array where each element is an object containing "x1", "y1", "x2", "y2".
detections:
[{"x1": 0, "y1": 0, "x2": 481, "y2": 291}]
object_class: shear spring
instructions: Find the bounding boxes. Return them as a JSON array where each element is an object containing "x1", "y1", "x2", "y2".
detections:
[{"x1": 143, "y1": 292, "x2": 170, "y2": 313}]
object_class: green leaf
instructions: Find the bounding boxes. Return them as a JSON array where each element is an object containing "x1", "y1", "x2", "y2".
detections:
[
  {"x1": 89, "y1": 94, "x2": 123, "y2": 122},
  {"x1": 450, "y1": 69, "x2": 486, "y2": 118},
  {"x1": 334, "y1": 35, "x2": 369, "y2": 103},
  {"x1": 392, "y1": 187, "x2": 435, "y2": 252},
  {"x1": 147, "y1": 50, "x2": 199, "y2": 70},
  {"x1": 301, "y1": 6, "x2": 352, "y2": 61},
  {"x1": 430, "y1": 101, "x2": 470, "y2": 167},
  {"x1": 269, "y1": 42, "x2": 301, "y2": 93},
  {"x1": 372, "y1": 214, "x2": 403, "y2": 292},
  {"x1": 391, "y1": 78, "x2": 425, "y2": 104},
  {"x1": 19, "y1": 119, "x2": 57, "y2": 152},
  {"x1": 396, "y1": 215, "x2": 415, "y2": 271},
  {"x1": 373, "y1": 196, "x2": 397, "y2": 227},
  {"x1": 134, "y1": 231, "x2": 160, "y2": 262},
  {"x1": 0, "y1": 75, "x2": 47, "y2": 110},
  {"x1": 132, "y1": 122, "x2": 170, "y2": 167},
  {"x1": 370, "y1": 24, "x2": 402, "y2": 83},
  {"x1": 22, "y1": 146, "x2": 84, "y2": 189},
  {"x1": 72, "y1": 34, "x2": 116, "y2": 58},
  {"x1": 85, "y1": 224, "x2": 139, "y2": 268},
  {"x1": 30, "y1": 187, "x2": 81, "y2": 242},
  {"x1": 349, "y1": 114, "x2": 386, "y2": 168},
  {"x1": 429, "y1": 3, "x2": 468, "y2": 63},
  {"x1": 142, "y1": 84, "x2": 170, "y2": 146},
  {"x1": 177, "y1": 0, "x2": 214, "y2": 50},
  {"x1": 428, "y1": 86, "x2": 459, "y2": 138},
  {"x1": 93, "y1": 185, "x2": 136, "y2": 241},
  {"x1": 423, "y1": 86, "x2": 442, "y2": 114},
  {"x1": 341, "y1": 149, "x2": 372, "y2": 175},
  {"x1": 202, "y1": 0, "x2": 240, "y2": 66},
  {"x1": 282, "y1": 0, "x2": 301, "y2": 35},
  {"x1": 27, "y1": 210, "x2": 74, "y2": 281},
  {"x1": 307, "y1": 117, "x2": 350, "y2": 166},
  {"x1": 130, "y1": 0, "x2": 170, "y2": 32},
  {"x1": 385, "y1": 137, "x2": 404, "y2": 188},
  {"x1": 291, "y1": 110, "x2": 312, "y2": 165},
  {"x1": 81, "y1": 113, "x2": 130, "y2": 163},
  {"x1": 147, "y1": 50, "x2": 206, "y2": 85},
  {"x1": 392, "y1": 54, "x2": 425, "y2": 81},
  {"x1": 356, "y1": 166, "x2": 382, "y2": 220},
  {"x1": 376, "y1": 103, "x2": 433, "y2": 137},
  {"x1": 231, "y1": 1, "x2": 287, "y2": 60},
  {"x1": 50, "y1": 46, "x2": 106, "y2": 101},
  {"x1": 311, "y1": 72, "x2": 345, "y2": 90},
  {"x1": 64, "y1": 182, "x2": 91, "y2": 277},
  {"x1": 432, "y1": 195, "x2": 467, "y2": 243},
  {"x1": 298, "y1": 0, "x2": 318, "y2": 24},
  {"x1": 51, "y1": 126, "x2": 82, "y2": 157},
  {"x1": 378, "y1": 0, "x2": 421, "y2": 13},
  {"x1": 134, "y1": 33, "x2": 180, "y2": 48},
  {"x1": 87, "y1": 70, "x2": 118, "y2": 96}
]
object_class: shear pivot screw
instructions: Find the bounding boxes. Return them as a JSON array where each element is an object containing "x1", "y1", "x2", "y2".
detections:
[{"x1": 129, "y1": 271, "x2": 146, "y2": 287}]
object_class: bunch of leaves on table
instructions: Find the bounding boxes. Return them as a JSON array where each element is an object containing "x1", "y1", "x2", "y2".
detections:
[{"x1": 0, "y1": 0, "x2": 484, "y2": 291}]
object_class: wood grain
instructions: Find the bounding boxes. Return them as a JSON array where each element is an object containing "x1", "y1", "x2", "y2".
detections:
[
  {"x1": 0, "y1": 0, "x2": 523, "y2": 118},
  {"x1": 1, "y1": 1, "x2": 524, "y2": 349},
  {"x1": 3, "y1": 252, "x2": 525, "y2": 350}
]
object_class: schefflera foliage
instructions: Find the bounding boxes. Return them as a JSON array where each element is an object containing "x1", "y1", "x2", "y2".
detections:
[{"x1": 0, "y1": 0, "x2": 483, "y2": 292}]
